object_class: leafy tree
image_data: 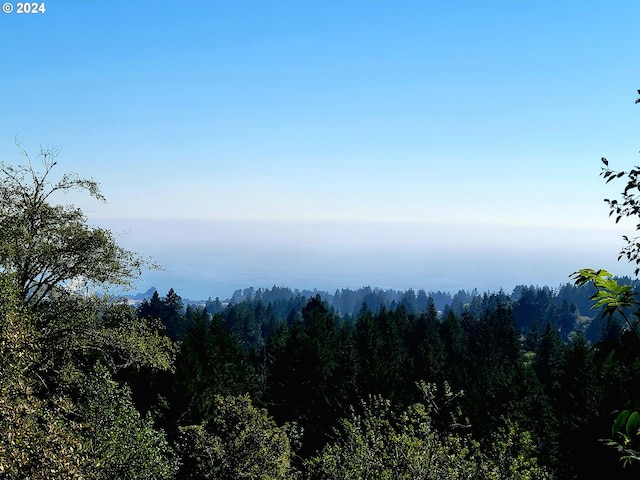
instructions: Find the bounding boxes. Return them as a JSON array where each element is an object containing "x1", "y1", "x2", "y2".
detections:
[
  {"x1": 571, "y1": 268, "x2": 638, "y2": 331},
  {"x1": 175, "y1": 394, "x2": 297, "y2": 480},
  {"x1": 0, "y1": 273, "x2": 177, "y2": 479},
  {"x1": 0, "y1": 148, "x2": 176, "y2": 478},
  {"x1": 306, "y1": 382, "x2": 550, "y2": 480},
  {"x1": 0, "y1": 145, "x2": 155, "y2": 308},
  {"x1": 607, "y1": 410, "x2": 640, "y2": 468},
  {"x1": 0, "y1": 273, "x2": 87, "y2": 478},
  {"x1": 0, "y1": 148, "x2": 175, "y2": 379},
  {"x1": 80, "y1": 363, "x2": 177, "y2": 480}
]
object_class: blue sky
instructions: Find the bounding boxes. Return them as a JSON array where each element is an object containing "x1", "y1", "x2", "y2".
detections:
[{"x1": 1, "y1": 1, "x2": 639, "y2": 298}]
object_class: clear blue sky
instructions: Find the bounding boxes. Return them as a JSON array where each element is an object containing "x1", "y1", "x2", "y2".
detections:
[{"x1": 1, "y1": 1, "x2": 639, "y2": 298}]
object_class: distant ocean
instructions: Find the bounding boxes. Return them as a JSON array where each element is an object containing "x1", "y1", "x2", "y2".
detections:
[
  {"x1": 102, "y1": 220, "x2": 632, "y2": 300},
  {"x1": 112, "y1": 219, "x2": 632, "y2": 301}
]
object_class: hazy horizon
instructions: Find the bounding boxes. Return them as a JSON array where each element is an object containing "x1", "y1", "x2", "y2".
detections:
[
  {"x1": 2, "y1": 1, "x2": 639, "y2": 300},
  {"x1": 105, "y1": 217, "x2": 633, "y2": 300}
]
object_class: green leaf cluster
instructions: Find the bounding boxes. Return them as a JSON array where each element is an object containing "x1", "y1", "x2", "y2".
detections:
[
  {"x1": 570, "y1": 268, "x2": 637, "y2": 330},
  {"x1": 306, "y1": 383, "x2": 551, "y2": 480},
  {"x1": 176, "y1": 395, "x2": 295, "y2": 479},
  {"x1": 604, "y1": 410, "x2": 640, "y2": 468}
]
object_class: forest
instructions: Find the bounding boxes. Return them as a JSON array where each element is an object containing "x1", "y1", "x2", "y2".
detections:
[{"x1": 3, "y1": 139, "x2": 640, "y2": 478}]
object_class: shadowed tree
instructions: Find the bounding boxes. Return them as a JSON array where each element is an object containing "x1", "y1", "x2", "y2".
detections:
[
  {"x1": 266, "y1": 295, "x2": 352, "y2": 456},
  {"x1": 172, "y1": 309, "x2": 258, "y2": 425}
]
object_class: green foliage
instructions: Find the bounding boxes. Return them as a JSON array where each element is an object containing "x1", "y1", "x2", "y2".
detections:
[
  {"x1": 459, "y1": 305, "x2": 527, "y2": 440},
  {"x1": 0, "y1": 277, "x2": 177, "y2": 479},
  {"x1": 306, "y1": 382, "x2": 550, "y2": 480},
  {"x1": 0, "y1": 145, "x2": 157, "y2": 308},
  {"x1": 604, "y1": 409, "x2": 640, "y2": 468},
  {"x1": 94, "y1": 309, "x2": 176, "y2": 371},
  {"x1": 601, "y1": 156, "x2": 640, "y2": 275},
  {"x1": 26, "y1": 292, "x2": 177, "y2": 398},
  {"x1": 483, "y1": 418, "x2": 553, "y2": 480},
  {"x1": 0, "y1": 264, "x2": 177, "y2": 480},
  {"x1": 10, "y1": 140, "x2": 640, "y2": 477},
  {"x1": 0, "y1": 153, "x2": 178, "y2": 478},
  {"x1": 0, "y1": 389, "x2": 87, "y2": 479},
  {"x1": 0, "y1": 274, "x2": 87, "y2": 478},
  {"x1": 571, "y1": 268, "x2": 637, "y2": 329},
  {"x1": 176, "y1": 394, "x2": 296, "y2": 480},
  {"x1": 80, "y1": 363, "x2": 177, "y2": 479}
]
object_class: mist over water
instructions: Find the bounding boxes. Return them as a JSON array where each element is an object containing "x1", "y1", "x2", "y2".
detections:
[{"x1": 104, "y1": 218, "x2": 631, "y2": 300}]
